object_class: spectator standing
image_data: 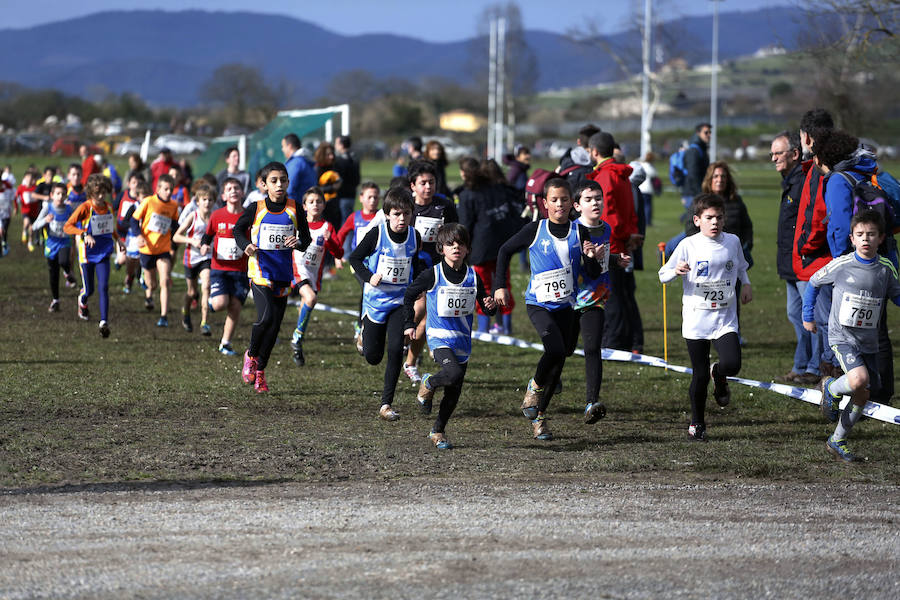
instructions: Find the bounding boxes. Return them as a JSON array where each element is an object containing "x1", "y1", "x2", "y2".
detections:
[
  {"x1": 216, "y1": 146, "x2": 250, "y2": 196},
  {"x1": 425, "y1": 140, "x2": 452, "y2": 198},
  {"x1": 123, "y1": 153, "x2": 151, "y2": 188},
  {"x1": 680, "y1": 123, "x2": 711, "y2": 219},
  {"x1": 503, "y1": 145, "x2": 531, "y2": 192},
  {"x1": 334, "y1": 135, "x2": 361, "y2": 225},
  {"x1": 281, "y1": 133, "x2": 317, "y2": 202},
  {"x1": 150, "y1": 147, "x2": 177, "y2": 190},
  {"x1": 79, "y1": 145, "x2": 100, "y2": 186}
]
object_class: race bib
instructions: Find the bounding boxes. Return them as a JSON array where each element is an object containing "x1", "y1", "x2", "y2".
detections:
[
  {"x1": 376, "y1": 254, "x2": 410, "y2": 284},
  {"x1": 693, "y1": 279, "x2": 734, "y2": 310},
  {"x1": 22, "y1": 192, "x2": 33, "y2": 205},
  {"x1": 258, "y1": 223, "x2": 294, "y2": 251},
  {"x1": 216, "y1": 237, "x2": 240, "y2": 261},
  {"x1": 437, "y1": 286, "x2": 477, "y2": 317},
  {"x1": 48, "y1": 219, "x2": 65, "y2": 236},
  {"x1": 838, "y1": 292, "x2": 882, "y2": 329},
  {"x1": 126, "y1": 234, "x2": 141, "y2": 253},
  {"x1": 90, "y1": 213, "x2": 114, "y2": 236},
  {"x1": 303, "y1": 240, "x2": 326, "y2": 269},
  {"x1": 414, "y1": 216, "x2": 443, "y2": 243},
  {"x1": 533, "y1": 266, "x2": 573, "y2": 303},
  {"x1": 147, "y1": 212, "x2": 171, "y2": 234}
]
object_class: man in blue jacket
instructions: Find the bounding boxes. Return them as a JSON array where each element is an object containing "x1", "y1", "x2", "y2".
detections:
[{"x1": 281, "y1": 133, "x2": 317, "y2": 201}]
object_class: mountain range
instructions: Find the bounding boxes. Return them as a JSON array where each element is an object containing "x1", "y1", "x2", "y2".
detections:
[{"x1": 0, "y1": 7, "x2": 814, "y2": 106}]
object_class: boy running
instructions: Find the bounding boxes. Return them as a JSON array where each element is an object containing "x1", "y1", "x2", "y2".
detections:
[
  {"x1": 348, "y1": 187, "x2": 422, "y2": 421},
  {"x1": 131, "y1": 173, "x2": 180, "y2": 326},
  {"x1": 33, "y1": 182, "x2": 75, "y2": 312},
  {"x1": 404, "y1": 223, "x2": 496, "y2": 449},
  {"x1": 233, "y1": 162, "x2": 311, "y2": 393},
  {"x1": 115, "y1": 176, "x2": 146, "y2": 293},
  {"x1": 290, "y1": 187, "x2": 344, "y2": 366},
  {"x1": 16, "y1": 171, "x2": 39, "y2": 251},
  {"x1": 803, "y1": 210, "x2": 900, "y2": 462},
  {"x1": 199, "y1": 178, "x2": 250, "y2": 354},
  {"x1": 173, "y1": 185, "x2": 214, "y2": 334},
  {"x1": 63, "y1": 174, "x2": 121, "y2": 338},
  {"x1": 493, "y1": 178, "x2": 604, "y2": 441},
  {"x1": 658, "y1": 194, "x2": 752, "y2": 441}
]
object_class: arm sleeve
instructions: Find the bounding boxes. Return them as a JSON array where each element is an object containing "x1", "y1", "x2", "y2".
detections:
[
  {"x1": 457, "y1": 191, "x2": 475, "y2": 235},
  {"x1": 739, "y1": 197, "x2": 753, "y2": 251},
  {"x1": 347, "y1": 227, "x2": 380, "y2": 282},
  {"x1": 403, "y1": 268, "x2": 435, "y2": 330},
  {"x1": 336, "y1": 213, "x2": 356, "y2": 246},
  {"x1": 475, "y1": 273, "x2": 497, "y2": 317},
  {"x1": 31, "y1": 205, "x2": 50, "y2": 231},
  {"x1": 493, "y1": 222, "x2": 539, "y2": 293},
  {"x1": 295, "y1": 213, "x2": 312, "y2": 252},
  {"x1": 825, "y1": 177, "x2": 853, "y2": 257},
  {"x1": 63, "y1": 204, "x2": 88, "y2": 235},
  {"x1": 410, "y1": 230, "x2": 424, "y2": 280},
  {"x1": 232, "y1": 205, "x2": 257, "y2": 251},
  {"x1": 444, "y1": 199, "x2": 459, "y2": 224},
  {"x1": 324, "y1": 223, "x2": 344, "y2": 259},
  {"x1": 658, "y1": 238, "x2": 687, "y2": 284},
  {"x1": 200, "y1": 213, "x2": 216, "y2": 246},
  {"x1": 129, "y1": 199, "x2": 147, "y2": 237},
  {"x1": 802, "y1": 282, "x2": 821, "y2": 323}
]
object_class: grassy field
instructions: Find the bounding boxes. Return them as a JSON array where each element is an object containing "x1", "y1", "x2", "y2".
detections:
[{"x1": 1, "y1": 157, "x2": 899, "y2": 490}]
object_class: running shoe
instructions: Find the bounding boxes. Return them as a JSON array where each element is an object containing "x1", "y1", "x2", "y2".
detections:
[
  {"x1": 122, "y1": 285, "x2": 131, "y2": 295},
  {"x1": 819, "y1": 377, "x2": 840, "y2": 423},
  {"x1": 403, "y1": 363, "x2": 422, "y2": 385},
  {"x1": 711, "y1": 362, "x2": 730, "y2": 407},
  {"x1": 98, "y1": 320, "x2": 110, "y2": 339},
  {"x1": 688, "y1": 422, "x2": 707, "y2": 442},
  {"x1": 417, "y1": 374, "x2": 434, "y2": 414},
  {"x1": 825, "y1": 436, "x2": 861, "y2": 462},
  {"x1": 144, "y1": 297, "x2": 154, "y2": 311},
  {"x1": 428, "y1": 431, "x2": 453, "y2": 450},
  {"x1": 521, "y1": 379, "x2": 541, "y2": 419},
  {"x1": 201, "y1": 323, "x2": 211, "y2": 336},
  {"x1": 65, "y1": 275, "x2": 76, "y2": 288},
  {"x1": 20, "y1": 231, "x2": 27, "y2": 244},
  {"x1": 139, "y1": 274, "x2": 147, "y2": 290},
  {"x1": 156, "y1": 316, "x2": 169, "y2": 328},
  {"x1": 379, "y1": 404, "x2": 400, "y2": 421},
  {"x1": 291, "y1": 338, "x2": 305, "y2": 366},
  {"x1": 182, "y1": 314, "x2": 193, "y2": 333},
  {"x1": 583, "y1": 402, "x2": 606, "y2": 424},
  {"x1": 219, "y1": 343, "x2": 237, "y2": 357},
  {"x1": 254, "y1": 370, "x2": 269, "y2": 393},
  {"x1": 48, "y1": 299, "x2": 60, "y2": 313},
  {"x1": 531, "y1": 416, "x2": 552, "y2": 441},
  {"x1": 27, "y1": 241, "x2": 34, "y2": 252},
  {"x1": 241, "y1": 350, "x2": 257, "y2": 382},
  {"x1": 489, "y1": 323, "x2": 503, "y2": 335},
  {"x1": 1, "y1": 242, "x2": 8, "y2": 256},
  {"x1": 77, "y1": 302, "x2": 89, "y2": 321}
]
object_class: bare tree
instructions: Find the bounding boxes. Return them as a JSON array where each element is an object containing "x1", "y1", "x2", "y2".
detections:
[{"x1": 200, "y1": 63, "x2": 278, "y2": 126}]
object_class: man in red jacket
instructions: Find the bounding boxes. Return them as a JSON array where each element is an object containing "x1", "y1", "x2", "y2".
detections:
[
  {"x1": 588, "y1": 132, "x2": 644, "y2": 352},
  {"x1": 150, "y1": 147, "x2": 177, "y2": 190}
]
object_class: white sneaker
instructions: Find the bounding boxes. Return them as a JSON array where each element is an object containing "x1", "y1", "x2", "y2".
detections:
[{"x1": 403, "y1": 363, "x2": 422, "y2": 385}]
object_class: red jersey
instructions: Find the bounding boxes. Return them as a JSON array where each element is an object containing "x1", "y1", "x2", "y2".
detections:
[
  {"x1": 292, "y1": 220, "x2": 343, "y2": 291},
  {"x1": 206, "y1": 205, "x2": 247, "y2": 272}
]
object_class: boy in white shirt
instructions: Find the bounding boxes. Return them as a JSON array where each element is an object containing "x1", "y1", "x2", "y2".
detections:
[{"x1": 658, "y1": 194, "x2": 752, "y2": 441}]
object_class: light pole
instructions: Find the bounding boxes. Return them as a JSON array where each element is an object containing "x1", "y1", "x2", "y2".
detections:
[{"x1": 709, "y1": 0, "x2": 721, "y2": 162}]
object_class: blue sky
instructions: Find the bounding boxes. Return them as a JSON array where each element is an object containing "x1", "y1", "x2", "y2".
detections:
[{"x1": 7, "y1": 0, "x2": 788, "y2": 39}]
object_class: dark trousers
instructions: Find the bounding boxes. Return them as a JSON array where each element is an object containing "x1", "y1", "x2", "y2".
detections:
[
  {"x1": 362, "y1": 308, "x2": 406, "y2": 406},
  {"x1": 573, "y1": 307, "x2": 605, "y2": 405},
  {"x1": 527, "y1": 304, "x2": 577, "y2": 412},
  {"x1": 47, "y1": 249, "x2": 71, "y2": 300},
  {"x1": 603, "y1": 262, "x2": 644, "y2": 352},
  {"x1": 429, "y1": 347, "x2": 469, "y2": 433},
  {"x1": 249, "y1": 282, "x2": 288, "y2": 370},
  {"x1": 685, "y1": 332, "x2": 742, "y2": 426}
]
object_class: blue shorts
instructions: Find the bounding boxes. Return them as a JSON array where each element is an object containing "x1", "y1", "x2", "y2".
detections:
[
  {"x1": 210, "y1": 269, "x2": 250, "y2": 304},
  {"x1": 140, "y1": 252, "x2": 172, "y2": 270},
  {"x1": 831, "y1": 343, "x2": 881, "y2": 390}
]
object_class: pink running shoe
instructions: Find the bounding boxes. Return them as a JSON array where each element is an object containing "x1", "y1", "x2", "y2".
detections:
[
  {"x1": 254, "y1": 370, "x2": 268, "y2": 393},
  {"x1": 242, "y1": 350, "x2": 257, "y2": 384}
]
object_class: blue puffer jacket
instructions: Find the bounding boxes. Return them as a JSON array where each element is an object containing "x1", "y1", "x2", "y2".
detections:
[{"x1": 824, "y1": 148, "x2": 878, "y2": 257}]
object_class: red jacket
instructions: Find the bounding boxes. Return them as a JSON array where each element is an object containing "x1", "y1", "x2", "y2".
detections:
[
  {"x1": 791, "y1": 160, "x2": 831, "y2": 281},
  {"x1": 81, "y1": 155, "x2": 100, "y2": 185},
  {"x1": 587, "y1": 158, "x2": 638, "y2": 254},
  {"x1": 150, "y1": 158, "x2": 177, "y2": 189}
]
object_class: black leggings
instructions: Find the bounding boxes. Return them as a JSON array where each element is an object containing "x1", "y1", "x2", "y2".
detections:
[
  {"x1": 429, "y1": 347, "x2": 469, "y2": 433},
  {"x1": 575, "y1": 307, "x2": 605, "y2": 405},
  {"x1": 362, "y1": 307, "x2": 406, "y2": 406},
  {"x1": 47, "y1": 250, "x2": 72, "y2": 301},
  {"x1": 527, "y1": 304, "x2": 577, "y2": 412},
  {"x1": 249, "y1": 282, "x2": 288, "y2": 371},
  {"x1": 685, "y1": 332, "x2": 741, "y2": 425}
]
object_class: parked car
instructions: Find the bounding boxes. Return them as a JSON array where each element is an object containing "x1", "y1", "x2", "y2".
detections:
[
  {"x1": 427, "y1": 136, "x2": 476, "y2": 161},
  {"x1": 50, "y1": 137, "x2": 101, "y2": 157},
  {"x1": 14, "y1": 133, "x2": 53, "y2": 154},
  {"x1": 153, "y1": 134, "x2": 207, "y2": 155},
  {"x1": 116, "y1": 139, "x2": 161, "y2": 157}
]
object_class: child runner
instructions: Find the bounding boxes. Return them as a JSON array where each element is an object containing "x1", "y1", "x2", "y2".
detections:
[
  {"x1": 336, "y1": 181, "x2": 383, "y2": 350},
  {"x1": 803, "y1": 210, "x2": 900, "y2": 462},
  {"x1": 404, "y1": 223, "x2": 496, "y2": 449},
  {"x1": 65, "y1": 164, "x2": 85, "y2": 207},
  {"x1": 658, "y1": 193, "x2": 752, "y2": 441},
  {"x1": 572, "y1": 180, "x2": 631, "y2": 424},
  {"x1": 33, "y1": 182, "x2": 74, "y2": 312},
  {"x1": 199, "y1": 178, "x2": 251, "y2": 353},
  {"x1": 348, "y1": 186, "x2": 422, "y2": 421},
  {"x1": 0, "y1": 174, "x2": 12, "y2": 256},
  {"x1": 115, "y1": 176, "x2": 147, "y2": 293},
  {"x1": 16, "y1": 171, "x2": 39, "y2": 252},
  {"x1": 131, "y1": 173, "x2": 180, "y2": 326},
  {"x1": 493, "y1": 177, "x2": 604, "y2": 441},
  {"x1": 63, "y1": 174, "x2": 120, "y2": 338},
  {"x1": 233, "y1": 162, "x2": 311, "y2": 393},
  {"x1": 290, "y1": 187, "x2": 344, "y2": 366},
  {"x1": 173, "y1": 185, "x2": 214, "y2": 334},
  {"x1": 403, "y1": 160, "x2": 459, "y2": 385}
]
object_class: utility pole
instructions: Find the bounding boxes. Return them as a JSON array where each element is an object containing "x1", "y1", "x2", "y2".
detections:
[
  {"x1": 710, "y1": 0, "x2": 721, "y2": 162},
  {"x1": 487, "y1": 19, "x2": 497, "y2": 159},
  {"x1": 495, "y1": 16, "x2": 507, "y2": 160},
  {"x1": 640, "y1": 0, "x2": 652, "y2": 160}
]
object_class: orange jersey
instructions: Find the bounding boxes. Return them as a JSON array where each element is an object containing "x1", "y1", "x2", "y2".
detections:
[{"x1": 133, "y1": 194, "x2": 180, "y2": 255}]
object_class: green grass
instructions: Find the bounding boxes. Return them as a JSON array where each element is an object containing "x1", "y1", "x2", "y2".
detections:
[{"x1": 1, "y1": 159, "x2": 899, "y2": 489}]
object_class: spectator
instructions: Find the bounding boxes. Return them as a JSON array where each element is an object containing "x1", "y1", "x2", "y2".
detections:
[
  {"x1": 771, "y1": 130, "x2": 819, "y2": 384},
  {"x1": 334, "y1": 135, "x2": 361, "y2": 224},
  {"x1": 150, "y1": 147, "x2": 177, "y2": 189},
  {"x1": 503, "y1": 145, "x2": 531, "y2": 192},
  {"x1": 425, "y1": 140, "x2": 452, "y2": 198},
  {"x1": 681, "y1": 123, "x2": 712, "y2": 219},
  {"x1": 635, "y1": 152, "x2": 661, "y2": 226},
  {"x1": 79, "y1": 144, "x2": 100, "y2": 185},
  {"x1": 314, "y1": 142, "x2": 343, "y2": 231},
  {"x1": 685, "y1": 162, "x2": 753, "y2": 260},
  {"x1": 216, "y1": 146, "x2": 250, "y2": 196},
  {"x1": 558, "y1": 124, "x2": 598, "y2": 190},
  {"x1": 281, "y1": 133, "x2": 317, "y2": 202},
  {"x1": 123, "y1": 153, "x2": 151, "y2": 189},
  {"x1": 403, "y1": 136, "x2": 423, "y2": 162}
]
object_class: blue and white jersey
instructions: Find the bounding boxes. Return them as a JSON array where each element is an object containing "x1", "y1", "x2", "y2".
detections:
[
  {"x1": 525, "y1": 219, "x2": 581, "y2": 311},
  {"x1": 574, "y1": 217, "x2": 611, "y2": 311},
  {"x1": 43, "y1": 204, "x2": 74, "y2": 260},
  {"x1": 362, "y1": 221, "x2": 417, "y2": 323},
  {"x1": 352, "y1": 210, "x2": 381, "y2": 251},
  {"x1": 426, "y1": 263, "x2": 477, "y2": 362}
]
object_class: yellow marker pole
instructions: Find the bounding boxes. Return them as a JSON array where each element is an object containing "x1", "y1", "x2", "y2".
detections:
[{"x1": 657, "y1": 242, "x2": 668, "y2": 370}]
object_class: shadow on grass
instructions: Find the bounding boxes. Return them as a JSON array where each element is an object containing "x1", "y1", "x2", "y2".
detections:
[{"x1": 1, "y1": 477, "x2": 295, "y2": 497}]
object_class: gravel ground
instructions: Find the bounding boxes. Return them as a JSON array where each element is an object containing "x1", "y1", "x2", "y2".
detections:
[{"x1": 1, "y1": 477, "x2": 899, "y2": 599}]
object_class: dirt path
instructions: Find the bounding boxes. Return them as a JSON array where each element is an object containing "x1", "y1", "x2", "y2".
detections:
[{"x1": 1, "y1": 478, "x2": 898, "y2": 599}]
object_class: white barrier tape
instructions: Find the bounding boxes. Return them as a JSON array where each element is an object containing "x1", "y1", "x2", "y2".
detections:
[{"x1": 299, "y1": 302, "x2": 900, "y2": 426}]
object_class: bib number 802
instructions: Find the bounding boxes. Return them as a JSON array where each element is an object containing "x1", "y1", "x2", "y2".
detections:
[{"x1": 447, "y1": 297, "x2": 469, "y2": 309}]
